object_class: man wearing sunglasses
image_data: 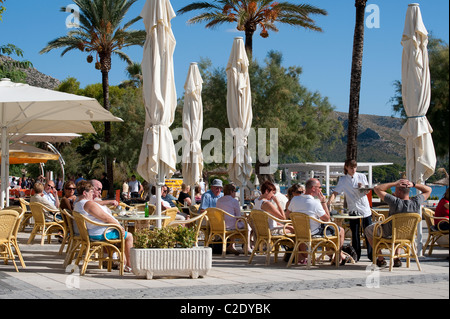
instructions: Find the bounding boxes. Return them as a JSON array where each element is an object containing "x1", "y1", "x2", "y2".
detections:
[{"x1": 43, "y1": 180, "x2": 60, "y2": 209}]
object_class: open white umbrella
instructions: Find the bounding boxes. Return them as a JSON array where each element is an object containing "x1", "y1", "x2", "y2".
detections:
[
  {"x1": 399, "y1": 3, "x2": 436, "y2": 184},
  {"x1": 0, "y1": 78, "x2": 122, "y2": 208},
  {"x1": 137, "y1": 0, "x2": 177, "y2": 227},
  {"x1": 182, "y1": 62, "x2": 203, "y2": 202},
  {"x1": 226, "y1": 37, "x2": 253, "y2": 205},
  {"x1": 399, "y1": 3, "x2": 436, "y2": 256}
]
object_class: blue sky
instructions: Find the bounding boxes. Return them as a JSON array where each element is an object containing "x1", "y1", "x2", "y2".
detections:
[{"x1": 1, "y1": 0, "x2": 449, "y2": 117}]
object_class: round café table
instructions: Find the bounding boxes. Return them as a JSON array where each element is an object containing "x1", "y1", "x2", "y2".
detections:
[{"x1": 115, "y1": 213, "x2": 171, "y2": 231}]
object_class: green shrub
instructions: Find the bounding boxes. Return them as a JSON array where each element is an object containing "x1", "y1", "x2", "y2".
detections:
[{"x1": 134, "y1": 226, "x2": 197, "y2": 249}]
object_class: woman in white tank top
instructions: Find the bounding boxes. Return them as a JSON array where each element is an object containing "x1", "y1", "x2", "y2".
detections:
[
  {"x1": 74, "y1": 180, "x2": 134, "y2": 271},
  {"x1": 255, "y1": 181, "x2": 292, "y2": 234}
]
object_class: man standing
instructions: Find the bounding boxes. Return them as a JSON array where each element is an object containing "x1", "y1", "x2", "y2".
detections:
[
  {"x1": 128, "y1": 175, "x2": 143, "y2": 198},
  {"x1": 365, "y1": 179, "x2": 431, "y2": 267},
  {"x1": 199, "y1": 179, "x2": 224, "y2": 213}
]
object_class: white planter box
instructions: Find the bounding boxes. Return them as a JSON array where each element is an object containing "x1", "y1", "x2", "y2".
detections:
[{"x1": 130, "y1": 247, "x2": 212, "y2": 279}]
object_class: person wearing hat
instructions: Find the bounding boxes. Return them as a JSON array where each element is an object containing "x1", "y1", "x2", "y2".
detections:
[{"x1": 199, "y1": 179, "x2": 224, "y2": 214}]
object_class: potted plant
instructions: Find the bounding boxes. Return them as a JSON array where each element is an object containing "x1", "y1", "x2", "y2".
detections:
[{"x1": 130, "y1": 226, "x2": 212, "y2": 279}]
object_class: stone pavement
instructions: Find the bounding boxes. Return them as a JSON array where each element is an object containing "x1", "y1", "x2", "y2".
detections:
[{"x1": 1, "y1": 225, "x2": 448, "y2": 304}]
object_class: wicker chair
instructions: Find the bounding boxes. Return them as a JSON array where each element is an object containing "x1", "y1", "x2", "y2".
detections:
[
  {"x1": 59, "y1": 209, "x2": 82, "y2": 268},
  {"x1": 161, "y1": 207, "x2": 179, "y2": 227},
  {"x1": 287, "y1": 212, "x2": 340, "y2": 269},
  {"x1": 206, "y1": 207, "x2": 249, "y2": 258},
  {"x1": 371, "y1": 209, "x2": 386, "y2": 223},
  {"x1": 168, "y1": 211, "x2": 207, "y2": 247},
  {"x1": 18, "y1": 198, "x2": 33, "y2": 231},
  {"x1": 0, "y1": 210, "x2": 21, "y2": 272},
  {"x1": 372, "y1": 213, "x2": 422, "y2": 271},
  {"x1": 422, "y1": 207, "x2": 449, "y2": 256},
  {"x1": 72, "y1": 211, "x2": 125, "y2": 276},
  {"x1": 248, "y1": 209, "x2": 294, "y2": 265},
  {"x1": 189, "y1": 205, "x2": 208, "y2": 245},
  {"x1": 3, "y1": 206, "x2": 26, "y2": 269},
  {"x1": 27, "y1": 202, "x2": 66, "y2": 245}
]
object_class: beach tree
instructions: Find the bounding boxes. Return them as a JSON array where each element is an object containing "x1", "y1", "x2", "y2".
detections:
[
  {"x1": 40, "y1": 0, "x2": 145, "y2": 196},
  {"x1": 177, "y1": 0, "x2": 327, "y2": 57},
  {"x1": 346, "y1": 0, "x2": 367, "y2": 162}
]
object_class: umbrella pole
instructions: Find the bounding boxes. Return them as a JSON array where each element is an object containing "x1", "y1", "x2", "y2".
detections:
[
  {"x1": 156, "y1": 165, "x2": 165, "y2": 229},
  {"x1": 1, "y1": 126, "x2": 9, "y2": 209}
]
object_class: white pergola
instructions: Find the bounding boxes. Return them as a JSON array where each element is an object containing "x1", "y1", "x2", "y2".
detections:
[{"x1": 279, "y1": 162, "x2": 393, "y2": 195}]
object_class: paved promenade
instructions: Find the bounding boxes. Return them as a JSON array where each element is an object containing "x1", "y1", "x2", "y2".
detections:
[{"x1": 1, "y1": 224, "x2": 448, "y2": 304}]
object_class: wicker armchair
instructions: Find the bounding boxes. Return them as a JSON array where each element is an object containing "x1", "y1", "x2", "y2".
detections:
[
  {"x1": 72, "y1": 211, "x2": 125, "y2": 276},
  {"x1": 27, "y1": 202, "x2": 66, "y2": 245},
  {"x1": 248, "y1": 209, "x2": 294, "y2": 265},
  {"x1": 422, "y1": 207, "x2": 449, "y2": 256},
  {"x1": 3, "y1": 206, "x2": 26, "y2": 269},
  {"x1": 168, "y1": 211, "x2": 207, "y2": 247},
  {"x1": 18, "y1": 198, "x2": 33, "y2": 231},
  {"x1": 189, "y1": 205, "x2": 208, "y2": 245},
  {"x1": 371, "y1": 209, "x2": 386, "y2": 222},
  {"x1": 206, "y1": 207, "x2": 249, "y2": 258},
  {"x1": 0, "y1": 210, "x2": 21, "y2": 272},
  {"x1": 372, "y1": 213, "x2": 422, "y2": 271},
  {"x1": 59, "y1": 209, "x2": 82, "y2": 268},
  {"x1": 287, "y1": 212, "x2": 340, "y2": 269}
]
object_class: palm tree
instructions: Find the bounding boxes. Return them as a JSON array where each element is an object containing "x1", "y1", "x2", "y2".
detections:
[
  {"x1": 346, "y1": 0, "x2": 367, "y2": 161},
  {"x1": 177, "y1": 0, "x2": 327, "y2": 57},
  {"x1": 40, "y1": 0, "x2": 145, "y2": 196}
]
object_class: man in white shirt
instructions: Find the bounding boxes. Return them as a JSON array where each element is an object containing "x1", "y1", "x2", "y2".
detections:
[
  {"x1": 43, "y1": 180, "x2": 59, "y2": 208},
  {"x1": 286, "y1": 178, "x2": 348, "y2": 265}
]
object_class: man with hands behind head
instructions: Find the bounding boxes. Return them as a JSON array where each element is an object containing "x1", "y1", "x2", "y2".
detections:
[{"x1": 365, "y1": 179, "x2": 431, "y2": 267}]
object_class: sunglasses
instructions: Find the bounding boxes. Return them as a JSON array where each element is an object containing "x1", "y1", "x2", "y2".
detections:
[{"x1": 65, "y1": 187, "x2": 76, "y2": 190}]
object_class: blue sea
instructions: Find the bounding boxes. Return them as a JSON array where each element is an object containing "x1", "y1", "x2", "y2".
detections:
[{"x1": 280, "y1": 185, "x2": 448, "y2": 199}]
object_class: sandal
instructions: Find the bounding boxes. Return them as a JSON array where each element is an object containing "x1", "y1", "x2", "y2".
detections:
[
  {"x1": 376, "y1": 258, "x2": 387, "y2": 267},
  {"x1": 340, "y1": 255, "x2": 351, "y2": 266},
  {"x1": 393, "y1": 258, "x2": 402, "y2": 268},
  {"x1": 298, "y1": 259, "x2": 308, "y2": 265},
  {"x1": 124, "y1": 266, "x2": 132, "y2": 273}
]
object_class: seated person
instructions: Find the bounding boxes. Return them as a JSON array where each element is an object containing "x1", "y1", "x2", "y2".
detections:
[
  {"x1": 194, "y1": 185, "x2": 202, "y2": 204},
  {"x1": 216, "y1": 183, "x2": 250, "y2": 254},
  {"x1": 161, "y1": 185, "x2": 177, "y2": 207},
  {"x1": 435, "y1": 188, "x2": 449, "y2": 231},
  {"x1": 199, "y1": 179, "x2": 224, "y2": 213},
  {"x1": 286, "y1": 178, "x2": 347, "y2": 265},
  {"x1": 149, "y1": 186, "x2": 185, "y2": 221},
  {"x1": 60, "y1": 181, "x2": 77, "y2": 211},
  {"x1": 177, "y1": 183, "x2": 192, "y2": 207},
  {"x1": 254, "y1": 180, "x2": 292, "y2": 235},
  {"x1": 366, "y1": 179, "x2": 431, "y2": 268},
  {"x1": 43, "y1": 180, "x2": 60, "y2": 208},
  {"x1": 30, "y1": 181, "x2": 60, "y2": 221},
  {"x1": 73, "y1": 180, "x2": 133, "y2": 272}
]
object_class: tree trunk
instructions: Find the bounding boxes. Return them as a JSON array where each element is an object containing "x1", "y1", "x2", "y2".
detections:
[
  {"x1": 346, "y1": 0, "x2": 367, "y2": 161},
  {"x1": 244, "y1": 27, "x2": 255, "y2": 59},
  {"x1": 101, "y1": 53, "x2": 114, "y2": 198},
  {"x1": 255, "y1": 159, "x2": 275, "y2": 186}
]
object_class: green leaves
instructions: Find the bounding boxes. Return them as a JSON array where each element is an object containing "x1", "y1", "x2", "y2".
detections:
[{"x1": 134, "y1": 226, "x2": 197, "y2": 249}]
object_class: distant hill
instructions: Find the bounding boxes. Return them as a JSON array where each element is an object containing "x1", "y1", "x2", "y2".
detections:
[
  {"x1": 0, "y1": 55, "x2": 60, "y2": 89},
  {"x1": 313, "y1": 111, "x2": 406, "y2": 165}
]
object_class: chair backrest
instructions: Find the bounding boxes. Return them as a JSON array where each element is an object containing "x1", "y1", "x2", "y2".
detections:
[
  {"x1": 29, "y1": 202, "x2": 47, "y2": 224},
  {"x1": 189, "y1": 205, "x2": 200, "y2": 216},
  {"x1": 289, "y1": 212, "x2": 312, "y2": 242},
  {"x1": 206, "y1": 207, "x2": 227, "y2": 232},
  {"x1": 60, "y1": 209, "x2": 75, "y2": 236},
  {"x1": 370, "y1": 209, "x2": 385, "y2": 222},
  {"x1": 249, "y1": 209, "x2": 272, "y2": 238},
  {"x1": 422, "y1": 207, "x2": 435, "y2": 228},
  {"x1": 169, "y1": 211, "x2": 207, "y2": 245},
  {"x1": 0, "y1": 210, "x2": 20, "y2": 241},
  {"x1": 18, "y1": 198, "x2": 30, "y2": 212},
  {"x1": 72, "y1": 211, "x2": 90, "y2": 242},
  {"x1": 4, "y1": 206, "x2": 25, "y2": 238},
  {"x1": 391, "y1": 213, "x2": 421, "y2": 241},
  {"x1": 162, "y1": 207, "x2": 178, "y2": 227}
]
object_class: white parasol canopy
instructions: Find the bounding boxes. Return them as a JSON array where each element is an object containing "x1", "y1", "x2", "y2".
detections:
[
  {"x1": 137, "y1": 0, "x2": 177, "y2": 227},
  {"x1": 226, "y1": 37, "x2": 253, "y2": 204},
  {"x1": 399, "y1": 3, "x2": 436, "y2": 184},
  {"x1": 182, "y1": 62, "x2": 204, "y2": 200},
  {"x1": 0, "y1": 78, "x2": 122, "y2": 208}
]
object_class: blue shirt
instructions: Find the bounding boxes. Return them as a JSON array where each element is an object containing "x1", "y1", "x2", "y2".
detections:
[{"x1": 200, "y1": 190, "x2": 224, "y2": 211}]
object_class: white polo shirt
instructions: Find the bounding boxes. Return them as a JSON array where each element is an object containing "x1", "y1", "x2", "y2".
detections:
[
  {"x1": 333, "y1": 173, "x2": 371, "y2": 217},
  {"x1": 288, "y1": 194, "x2": 326, "y2": 235}
]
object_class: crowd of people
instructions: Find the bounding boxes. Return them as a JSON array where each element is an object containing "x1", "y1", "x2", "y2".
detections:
[{"x1": 12, "y1": 162, "x2": 448, "y2": 271}]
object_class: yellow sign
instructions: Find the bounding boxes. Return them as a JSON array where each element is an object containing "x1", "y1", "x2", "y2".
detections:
[{"x1": 165, "y1": 178, "x2": 183, "y2": 196}]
